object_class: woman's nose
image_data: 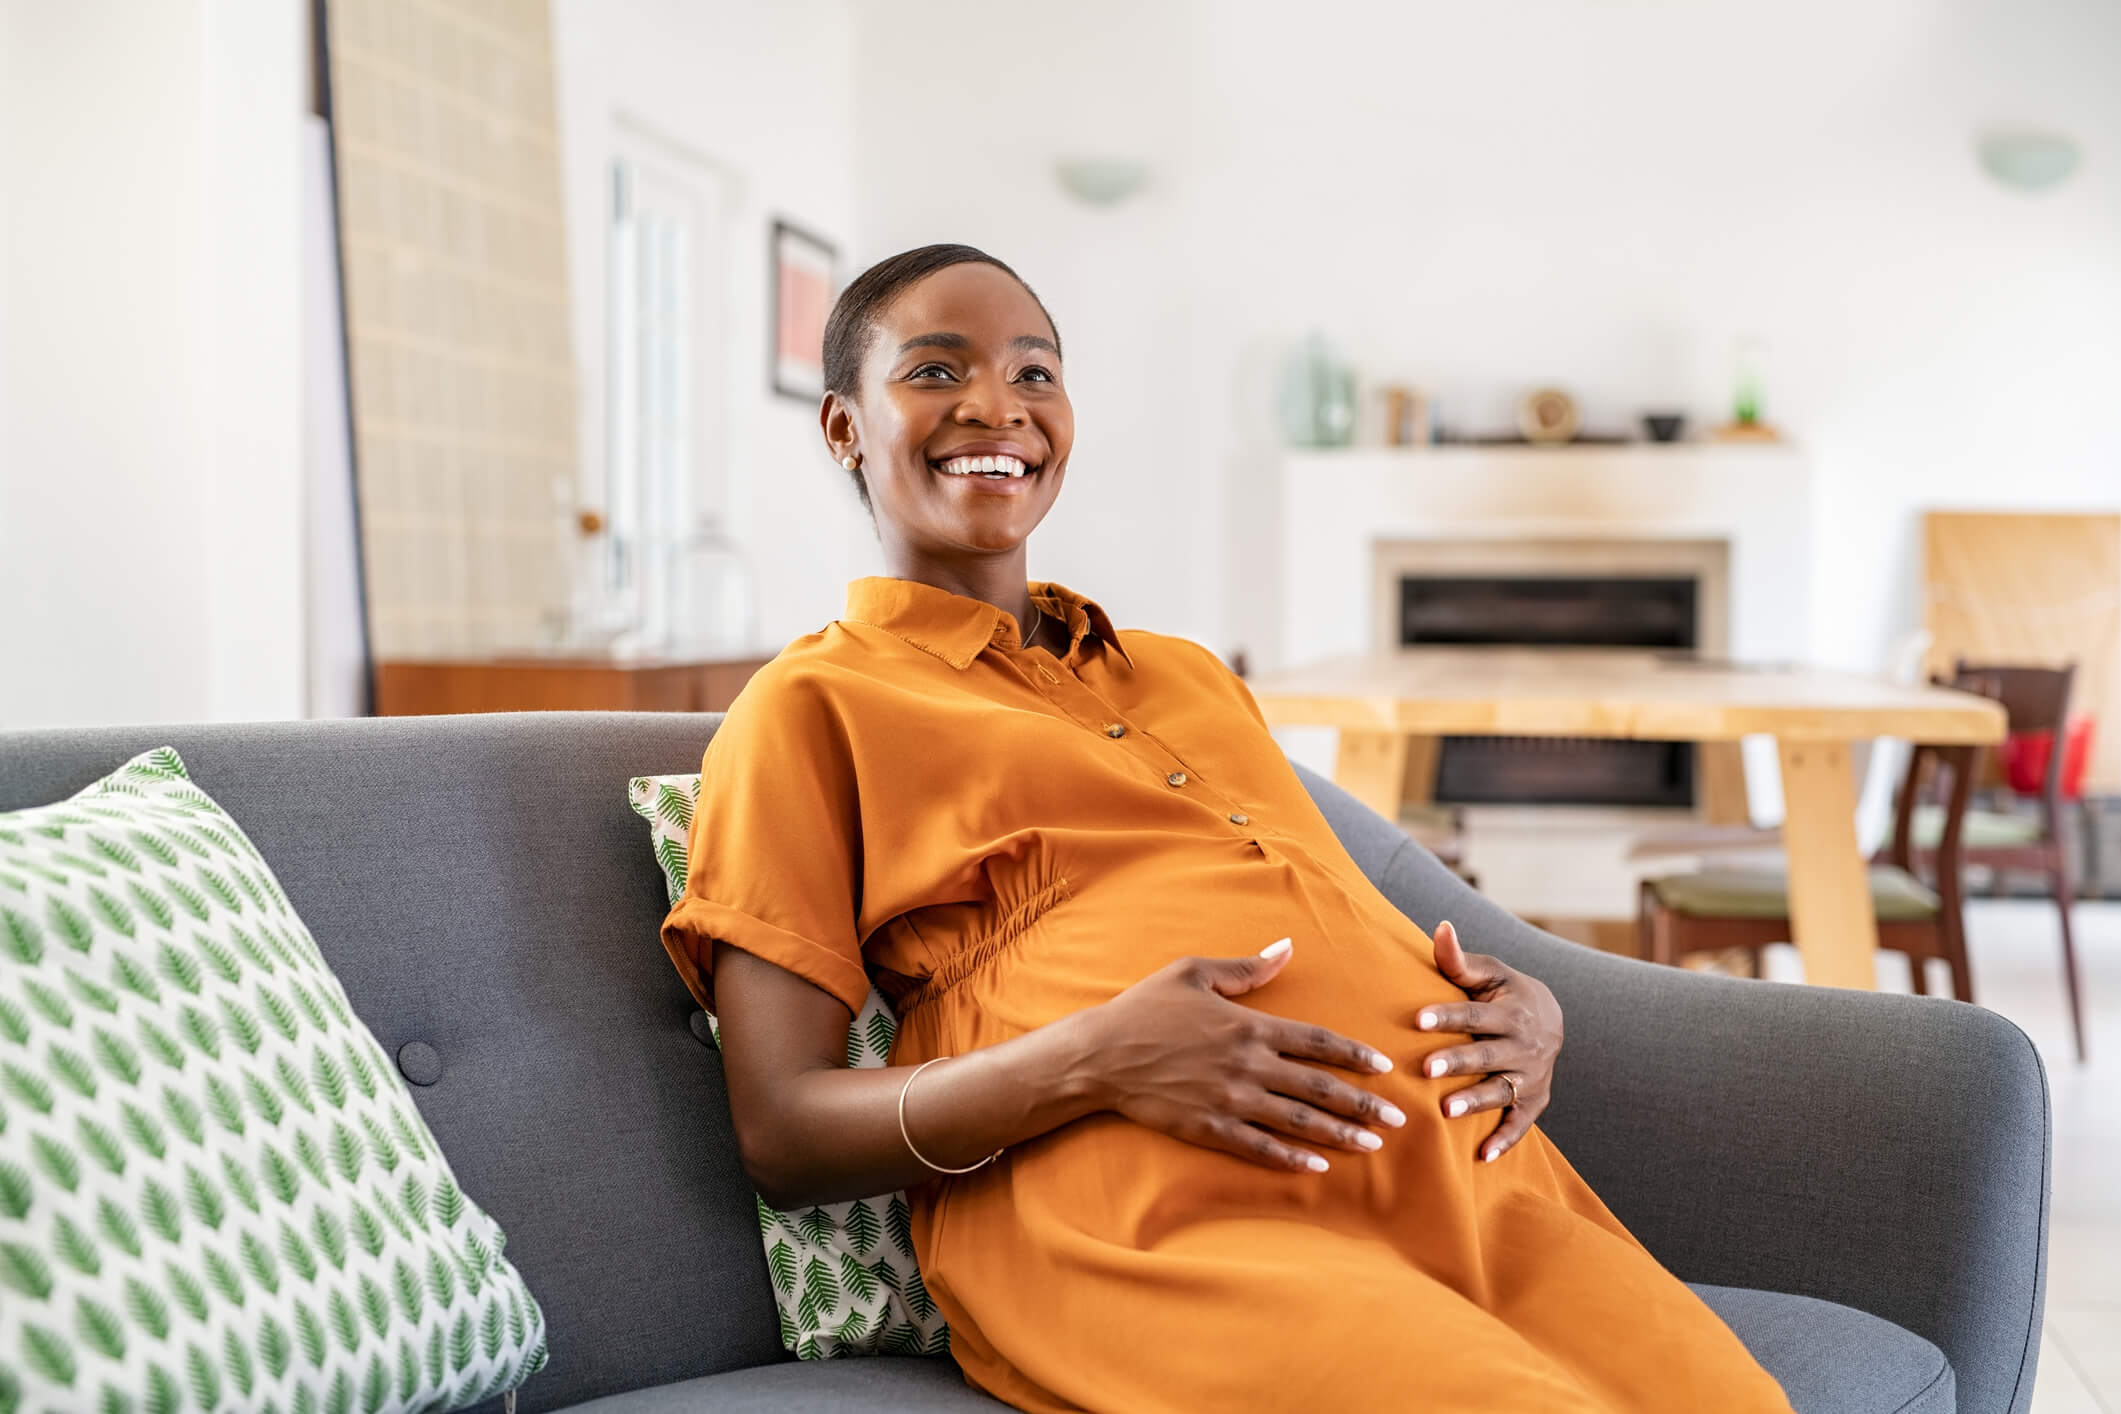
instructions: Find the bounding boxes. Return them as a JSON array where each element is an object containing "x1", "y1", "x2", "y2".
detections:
[{"x1": 954, "y1": 375, "x2": 1026, "y2": 426}]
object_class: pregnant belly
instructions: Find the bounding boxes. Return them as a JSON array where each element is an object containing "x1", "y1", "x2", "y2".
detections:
[{"x1": 897, "y1": 839, "x2": 1488, "y2": 1255}]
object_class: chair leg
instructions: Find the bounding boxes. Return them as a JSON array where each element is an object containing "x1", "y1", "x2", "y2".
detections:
[
  {"x1": 1939, "y1": 903, "x2": 1977, "y2": 1006},
  {"x1": 1907, "y1": 953, "x2": 1927, "y2": 996},
  {"x1": 2081, "y1": 798, "x2": 2104, "y2": 900},
  {"x1": 1640, "y1": 887, "x2": 1676, "y2": 968},
  {"x1": 1945, "y1": 945, "x2": 1975, "y2": 1005},
  {"x1": 2052, "y1": 866, "x2": 2087, "y2": 1063}
]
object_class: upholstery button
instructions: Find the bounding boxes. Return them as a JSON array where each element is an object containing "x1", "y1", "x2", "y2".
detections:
[
  {"x1": 688, "y1": 1010, "x2": 717, "y2": 1048},
  {"x1": 1105, "y1": 723, "x2": 1127, "y2": 739},
  {"x1": 1167, "y1": 772, "x2": 1187, "y2": 787},
  {"x1": 1230, "y1": 813, "x2": 1249, "y2": 826},
  {"x1": 396, "y1": 1041, "x2": 442, "y2": 1087}
]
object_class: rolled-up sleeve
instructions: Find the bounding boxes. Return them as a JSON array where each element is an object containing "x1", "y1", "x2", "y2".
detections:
[{"x1": 659, "y1": 670, "x2": 870, "y2": 1017}]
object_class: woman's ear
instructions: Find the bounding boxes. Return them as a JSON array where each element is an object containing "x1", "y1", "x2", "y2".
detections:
[{"x1": 821, "y1": 391, "x2": 858, "y2": 464}]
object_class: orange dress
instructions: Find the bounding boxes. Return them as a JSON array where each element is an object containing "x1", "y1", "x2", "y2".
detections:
[{"x1": 661, "y1": 577, "x2": 1792, "y2": 1414}]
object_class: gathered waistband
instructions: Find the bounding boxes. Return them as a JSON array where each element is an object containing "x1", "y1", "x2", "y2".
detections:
[{"x1": 898, "y1": 877, "x2": 1073, "y2": 1019}]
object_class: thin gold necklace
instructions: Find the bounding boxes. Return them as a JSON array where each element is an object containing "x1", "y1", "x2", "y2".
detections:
[{"x1": 1020, "y1": 600, "x2": 1044, "y2": 650}]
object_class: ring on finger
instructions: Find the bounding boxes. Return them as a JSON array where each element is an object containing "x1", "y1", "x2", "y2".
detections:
[{"x1": 1497, "y1": 1071, "x2": 1522, "y2": 1106}]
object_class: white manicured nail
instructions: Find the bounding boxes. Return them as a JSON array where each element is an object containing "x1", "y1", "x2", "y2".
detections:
[
  {"x1": 1418, "y1": 1011, "x2": 1438, "y2": 1030},
  {"x1": 1370, "y1": 1052, "x2": 1394, "y2": 1073},
  {"x1": 1259, "y1": 937, "x2": 1292, "y2": 959},
  {"x1": 1427, "y1": 1057, "x2": 1448, "y2": 1078},
  {"x1": 1378, "y1": 1103, "x2": 1406, "y2": 1128},
  {"x1": 1483, "y1": 1148, "x2": 1500, "y2": 1163},
  {"x1": 1354, "y1": 1131, "x2": 1383, "y2": 1150},
  {"x1": 1447, "y1": 1098, "x2": 1467, "y2": 1118},
  {"x1": 1305, "y1": 1154, "x2": 1329, "y2": 1172}
]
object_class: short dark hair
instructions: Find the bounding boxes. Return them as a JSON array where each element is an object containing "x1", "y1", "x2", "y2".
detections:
[{"x1": 821, "y1": 244, "x2": 1061, "y2": 507}]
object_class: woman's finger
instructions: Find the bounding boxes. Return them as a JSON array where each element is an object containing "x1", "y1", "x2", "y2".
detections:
[
  {"x1": 1263, "y1": 1016, "x2": 1396, "y2": 1076},
  {"x1": 1414, "y1": 1000, "x2": 1510, "y2": 1037},
  {"x1": 1432, "y1": 920, "x2": 1513, "y2": 992},
  {"x1": 1422, "y1": 1038, "x2": 1509, "y2": 1079},
  {"x1": 1479, "y1": 1100, "x2": 1542, "y2": 1164},
  {"x1": 1240, "y1": 1087, "x2": 1391, "y2": 1154},
  {"x1": 1187, "y1": 1110, "x2": 1331, "y2": 1174},
  {"x1": 1432, "y1": 919, "x2": 1465, "y2": 975},
  {"x1": 1438, "y1": 1074, "x2": 1517, "y2": 1119},
  {"x1": 1260, "y1": 1058, "x2": 1408, "y2": 1131}
]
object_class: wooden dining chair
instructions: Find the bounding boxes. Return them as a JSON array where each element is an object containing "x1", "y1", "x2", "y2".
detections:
[
  {"x1": 1638, "y1": 738, "x2": 1979, "y2": 996},
  {"x1": 1907, "y1": 661, "x2": 2086, "y2": 1060}
]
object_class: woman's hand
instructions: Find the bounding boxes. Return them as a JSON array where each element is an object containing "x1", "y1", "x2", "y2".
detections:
[
  {"x1": 1084, "y1": 939, "x2": 1407, "y2": 1174},
  {"x1": 1417, "y1": 920, "x2": 1562, "y2": 1163}
]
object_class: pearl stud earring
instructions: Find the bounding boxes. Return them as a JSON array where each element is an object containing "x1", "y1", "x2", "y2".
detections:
[{"x1": 842, "y1": 454, "x2": 860, "y2": 471}]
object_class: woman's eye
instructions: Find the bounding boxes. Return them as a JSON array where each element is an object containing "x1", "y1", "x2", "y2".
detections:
[
  {"x1": 1017, "y1": 365, "x2": 1055, "y2": 383},
  {"x1": 909, "y1": 363, "x2": 956, "y2": 381}
]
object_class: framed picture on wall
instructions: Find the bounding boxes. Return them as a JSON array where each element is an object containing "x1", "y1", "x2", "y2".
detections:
[{"x1": 770, "y1": 218, "x2": 836, "y2": 402}]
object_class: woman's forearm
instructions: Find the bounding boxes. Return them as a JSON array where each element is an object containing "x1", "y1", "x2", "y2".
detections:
[{"x1": 743, "y1": 1006, "x2": 1114, "y2": 1210}]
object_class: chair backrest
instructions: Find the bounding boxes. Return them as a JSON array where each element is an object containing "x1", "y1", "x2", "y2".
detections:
[
  {"x1": 1885, "y1": 705, "x2": 1980, "y2": 898},
  {"x1": 1852, "y1": 628, "x2": 1936, "y2": 855},
  {"x1": 1951, "y1": 660, "x2": 2076, "y2": 806}
]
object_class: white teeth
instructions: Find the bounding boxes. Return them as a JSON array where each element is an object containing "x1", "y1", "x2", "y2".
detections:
[{"x1": 938, "y1": 454, "x2": 1031, "y2": 478}]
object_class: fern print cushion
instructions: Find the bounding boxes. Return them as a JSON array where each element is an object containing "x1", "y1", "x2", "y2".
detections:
[
  {"x1": 0, "y1": 748, "x2": 548, "y2": 1414},
  {"x1": 627, "y1": 774, "x2": 945, "y2": 1361}
]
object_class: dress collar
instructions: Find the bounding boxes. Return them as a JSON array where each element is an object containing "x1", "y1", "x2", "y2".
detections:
[{"x1": 842, "y1": 577, "x2": 1134, "y2": 671}]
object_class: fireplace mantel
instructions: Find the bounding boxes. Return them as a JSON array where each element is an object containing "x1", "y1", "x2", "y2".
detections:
[{"x1": 1277, "y1": 444, "x2": 1812, "y2": 671}]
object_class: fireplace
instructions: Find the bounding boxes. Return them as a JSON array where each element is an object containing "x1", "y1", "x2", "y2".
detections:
[
  {"x1": 1400, "y1": 576, "x2": 1698, "y2": 650},
  {"x1": 1399, "y1": 575, "x2": 1698, "y2": 806},
  {"x1": 1374, "y1": 539, "x2": 1730, "y2": 809}
]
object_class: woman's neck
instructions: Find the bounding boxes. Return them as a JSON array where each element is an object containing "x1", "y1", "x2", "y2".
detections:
[{"x1": 880, "y1": 546, "x2": 1038, "y2": 644}]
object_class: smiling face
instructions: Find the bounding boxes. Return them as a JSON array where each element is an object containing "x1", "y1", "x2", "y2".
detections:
[{"x1": 822, "y1": 262, "x2": 1072, "y2": 563}]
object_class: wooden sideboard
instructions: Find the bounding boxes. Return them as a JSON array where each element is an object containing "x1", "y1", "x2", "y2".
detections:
[{"x1": 374, "y1": 654, "x2": 774, "y2": 716}]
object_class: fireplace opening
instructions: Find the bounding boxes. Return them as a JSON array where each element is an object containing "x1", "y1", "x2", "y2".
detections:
[{"x1": 1401, "y1": 575, "x2": 1697, "y2": 808}]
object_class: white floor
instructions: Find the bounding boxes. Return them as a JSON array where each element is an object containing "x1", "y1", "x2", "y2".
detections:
[{"x1": 1869, "y1": 898, "x2": 2120, "y2": 1414}]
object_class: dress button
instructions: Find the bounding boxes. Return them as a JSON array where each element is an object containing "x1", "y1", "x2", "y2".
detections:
[
  {"x1": 1105, "y1": 723, "x2": 1127, "y2": 739},
  {"x1": 1167, "y1": 772, "x2": 1187, "y2": 787},
  {"x1": 1230, "y1": 813, "x2": 1249, "y2": 826}
]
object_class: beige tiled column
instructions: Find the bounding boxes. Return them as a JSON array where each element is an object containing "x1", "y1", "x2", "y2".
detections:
[{"x1": 325, "y1": 0, "x2": 577, "y2": 657}]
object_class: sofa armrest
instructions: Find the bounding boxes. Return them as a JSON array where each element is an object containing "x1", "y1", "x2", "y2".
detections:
[{"x1": 1295, "y1": 764, "x2": 2050, "y2": 1414}]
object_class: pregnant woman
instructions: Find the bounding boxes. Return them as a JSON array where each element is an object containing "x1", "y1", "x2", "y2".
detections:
[{"x1": 660, "y1": 245, "x2": 1791, "y2": 1413}]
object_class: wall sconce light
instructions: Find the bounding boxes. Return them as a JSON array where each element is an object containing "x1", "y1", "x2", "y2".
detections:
[
  {"x1": 1054, "y1": 158, "x2": 1149, "y2": 207},
  {"x1": 1976, "y1": 130, "x2": 2082, "y2": 193}
]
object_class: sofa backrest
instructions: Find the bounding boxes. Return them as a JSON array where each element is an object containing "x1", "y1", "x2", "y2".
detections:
[
  {"x1": 2, "y1": 714, "x2": 786, "y2": 1411},
  {"x1": 1, "y1": 713, "x2": 1432, "y2": 1412}
]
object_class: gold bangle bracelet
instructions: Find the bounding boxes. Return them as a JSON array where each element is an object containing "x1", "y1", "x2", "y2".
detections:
[{"x1": 897, "y1": 1055, "x2": 1005, "y2": 1175}]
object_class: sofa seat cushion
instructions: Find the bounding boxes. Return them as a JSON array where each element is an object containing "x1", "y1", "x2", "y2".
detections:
[
  {"x1": 553, "y1": 1356, "x2": 1009, "y2": 1411},
  {"x1": 554, "y1": 1286, "x2": 1950, "y2": 1413},
  {"x1": 1694, "y1": 1283, "x2": 1954, "y2": 1414}
]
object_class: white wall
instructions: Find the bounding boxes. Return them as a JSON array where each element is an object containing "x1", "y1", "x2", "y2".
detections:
[
  {"x1": 550, "y1": 0, "x2": 877, "y2": 651},
  {"x1": 851, "y1": 0, "x2": 2121, "y2": 670},
  {"x1": 0, "y1": 0, "x2": 304, "y2": 731},
  {"x1": 851, "y1": 0, "x2": 1218, "y2": 645}
]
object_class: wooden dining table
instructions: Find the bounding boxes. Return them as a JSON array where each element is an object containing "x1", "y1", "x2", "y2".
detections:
[{"x1": 1246, "y1": 649, "x2": 2008, "y2": 990}]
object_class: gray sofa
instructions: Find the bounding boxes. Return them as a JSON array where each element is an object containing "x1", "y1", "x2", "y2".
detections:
[{"x1": 2, "y1": 713, "x2": 2049, "y2": 1414}]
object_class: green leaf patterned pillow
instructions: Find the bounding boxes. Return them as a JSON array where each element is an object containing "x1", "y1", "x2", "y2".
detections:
[
  {"x1": 627, "y1": 774, "x2": 946, "y2": 1361},
  {"x1": 0, "y1": 748, "x2": 548, "y2": 1413}
]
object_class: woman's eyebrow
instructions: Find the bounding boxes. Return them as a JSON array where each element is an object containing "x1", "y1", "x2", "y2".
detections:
[
  {"x1": 896, "y1": 331, "x2": 970, "y2": 354},
  {"x1": 894, "y1": 331, "x2": 1061, "y2": 358}
]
